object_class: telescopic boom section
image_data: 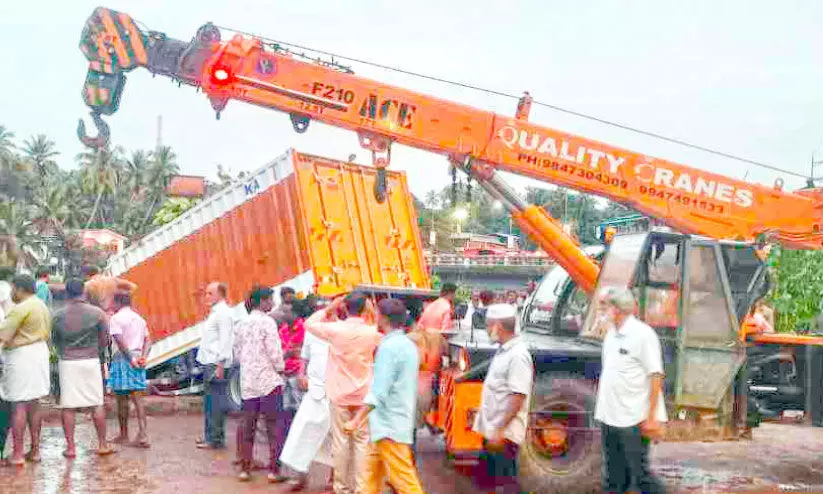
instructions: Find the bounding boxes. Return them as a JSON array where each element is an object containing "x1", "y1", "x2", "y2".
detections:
[{"x1": 78, "y1": 7, "x2": 823, "y2": 259}]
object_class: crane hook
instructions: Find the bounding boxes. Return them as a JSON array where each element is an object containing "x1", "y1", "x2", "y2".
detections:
[{"x1": 77, "y1": 112, "x2": 110, "y2": 149}]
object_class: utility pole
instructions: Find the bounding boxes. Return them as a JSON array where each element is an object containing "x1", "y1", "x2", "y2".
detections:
[{"x1": 156, "y1": 115, "x2": 163, "y2": 152}]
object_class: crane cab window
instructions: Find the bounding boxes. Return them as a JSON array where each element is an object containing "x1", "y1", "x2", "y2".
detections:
[
  {"x1": 639, "y1": 234, "x2": 683, "y2": 329},
  {"x1": 646, "y1": 235, "x2": 682, "y2": 286},
  {"x1": 580, "y1": 233, "x2": 647, "y2": 340}
]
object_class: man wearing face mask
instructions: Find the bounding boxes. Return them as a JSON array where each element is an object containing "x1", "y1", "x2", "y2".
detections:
[
  {"x1": 472, "y1": 304, "x2": 533, "y2": 494},
  {"x1": 595, "y1": 287, "x2": 667, "y2": 494}
]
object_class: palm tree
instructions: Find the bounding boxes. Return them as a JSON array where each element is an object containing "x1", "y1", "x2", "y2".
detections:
[
  {"x1": 142, "y1": 146, "x2": 180, "y2": 226},
  {"x1": 77, "y1": 145, "x2": 123, "y2": 228},
  {"x1": 0, "y1": 202, "x2": 39, "y2": 269},
  {"x1": 22, "y1": 134, "x2": 59, "y2": 187},
  {"x1": 0, "y1": 125, "x2": 15, "y2": 164},
  {"x1": 424, "y1": 190, "x2": 440, "y2": 209},
  {"x1": 31, "y1": 180, "x2": 72, "y2": 236},
  {"x1": 0, "y1": 126, "x2": 28, "y2": 201},
  {"x1": 123, "y1": 150, "x2": 151, "y2": 202}
]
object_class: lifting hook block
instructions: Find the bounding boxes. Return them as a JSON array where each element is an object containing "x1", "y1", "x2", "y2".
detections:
[
  {"x1": 77, "y1": 112, "x2": 110, "y2": 149},
  {"x1": 375, "y1": 168, "x2": 389, "y2": 204},
  {"x1": 357, "y1": 132, "x2": 393, "y2": 203}
]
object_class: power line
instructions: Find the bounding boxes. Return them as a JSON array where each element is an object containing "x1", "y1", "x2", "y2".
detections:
[{"x1": 216, "y1": 25, "x2": 810, "y2": 180}]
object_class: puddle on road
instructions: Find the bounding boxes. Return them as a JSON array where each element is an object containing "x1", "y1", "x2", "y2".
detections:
[
  {"x1": 1, "y1": 425, "x2": 155, "y2": 494},
  {"x1": 656, "y1": 462, "x2": 820, "y2": 493}
]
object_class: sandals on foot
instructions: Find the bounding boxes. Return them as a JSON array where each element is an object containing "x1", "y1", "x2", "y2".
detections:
[
  {"x1": 62, "y1": 450, "x2": 77, "y2": 459},
  {"x1": 267, "y1": 473, "x2": 288, "y2": 484}
]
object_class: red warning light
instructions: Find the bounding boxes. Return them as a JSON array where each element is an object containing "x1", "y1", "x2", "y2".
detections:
[{"x1": 210, "y1": 65, "x2": 232, "y2": 85}]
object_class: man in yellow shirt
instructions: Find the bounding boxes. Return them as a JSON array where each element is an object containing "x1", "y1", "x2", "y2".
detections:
[{"x1": 0, "y1": 275, "x2": 51, "y2": 465}]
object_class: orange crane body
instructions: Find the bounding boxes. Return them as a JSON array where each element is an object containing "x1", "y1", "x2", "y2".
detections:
[
  {"x1": 77, "y1": 7, "x2": 823, "y2": 299},
  {"x1": 76, "y1": 10, "x2": 823, "y2": 481}
]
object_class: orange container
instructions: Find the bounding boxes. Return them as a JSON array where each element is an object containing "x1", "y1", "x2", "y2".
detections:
[{"x1": 108, "y1": 150, "x2": 429, "y2": 367}]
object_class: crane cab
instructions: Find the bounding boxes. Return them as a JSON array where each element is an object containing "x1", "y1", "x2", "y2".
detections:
[{"x1": 580, "y1": 231, "x2": 769, "y2": 433}]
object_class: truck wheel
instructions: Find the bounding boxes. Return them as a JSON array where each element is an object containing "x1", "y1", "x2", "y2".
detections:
[
  {"x1": 519, "y1": 373, "x2": 601, "y2": 494},
  {"x1": 228, "y1": 370, "x2": 242, "y2": 411}
]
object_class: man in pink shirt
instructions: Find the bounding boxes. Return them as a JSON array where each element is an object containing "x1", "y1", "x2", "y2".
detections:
[
  {"x1": 108, "y1": 292, "x2": 151, "y2": 448},
  {"x1": 418, "y1": 283, "x2": 457, "y2": 332},
  {"x1": 305, "y1": 292, "x2": 381, "y2": 494}
]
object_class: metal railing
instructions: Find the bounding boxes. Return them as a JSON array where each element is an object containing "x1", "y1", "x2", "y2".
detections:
[{"x1": 426, "y1": 253, "x2": 554, "y2": 267}]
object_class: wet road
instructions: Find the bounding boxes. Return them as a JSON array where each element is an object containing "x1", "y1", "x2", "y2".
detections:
[
  {"x1": 1, "y1": 415, "x2": 822, "y2": 493},
  {"x1": 0, "y1": 415, "x2": 474, "y2": 493}
]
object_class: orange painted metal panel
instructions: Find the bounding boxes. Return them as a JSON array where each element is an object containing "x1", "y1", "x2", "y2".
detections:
[
  {"x1": 751, "y1": 333, "x2": 823, "y2": 346},
  {"x1": 118, "y1": 151, "x2": 429, "y2": 343},
  {"x1": 292, "y1": 152, "x2": 430, "y2": 297},
  {"x1": 447, "y1": 382, "x2": 484, "y2": 454}
]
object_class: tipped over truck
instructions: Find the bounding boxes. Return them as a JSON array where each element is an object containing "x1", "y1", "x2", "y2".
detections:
[{"x1": 105, "y1": 149, "x2": 430, "y2": 397}]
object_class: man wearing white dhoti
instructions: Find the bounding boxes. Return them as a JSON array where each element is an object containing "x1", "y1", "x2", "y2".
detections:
[
  {"x1": 0, "y1": 275, "x2": 51, "y2": 466},
  {"x1": 280, "y1": 329, "x2": 333, "y2": 491}
]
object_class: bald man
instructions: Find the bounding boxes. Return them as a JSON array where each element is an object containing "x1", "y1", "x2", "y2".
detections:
[{"x1": 196, "y1": 282, "x2": 235, "y2": 450}]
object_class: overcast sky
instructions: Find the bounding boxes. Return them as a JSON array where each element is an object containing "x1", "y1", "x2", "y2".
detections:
[{"x1": 2, "y1": 1, "x2": 823, "y2": 199}]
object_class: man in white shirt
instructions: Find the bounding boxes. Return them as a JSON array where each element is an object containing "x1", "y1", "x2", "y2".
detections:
[
  {"x1": 196, "y1": 281, "x2": 235, "y2": 450},
  {"x1": 594, "y1": 287, "x2": 666, "y2": 494},
  {"x1": 472, "y1": 304, "x2": 533, "y2": 494}
]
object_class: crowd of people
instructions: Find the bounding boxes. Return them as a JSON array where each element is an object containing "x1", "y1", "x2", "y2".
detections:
[
  {"x1": 0, "y1": 266, "x2": 674, "y2": 494},
  {"x1": 0, "y1": 266, "x2": 149, "y2": 465},
  {"x1": 190, "y1": 279, "x2": 542, "y2": 494}
]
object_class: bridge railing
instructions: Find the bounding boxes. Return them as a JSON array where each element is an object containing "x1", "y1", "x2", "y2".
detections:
[{"x1": 426, "y1": 253, "x2": 555, "y2": 267}]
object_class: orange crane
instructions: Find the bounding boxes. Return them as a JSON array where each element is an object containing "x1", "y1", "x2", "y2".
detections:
[
  {"x1": 76, "y1": 10, "x2": 823, "y2": 492},
  {"x1": 77, "y1": 8, "x2": 823, "y2": 298}
]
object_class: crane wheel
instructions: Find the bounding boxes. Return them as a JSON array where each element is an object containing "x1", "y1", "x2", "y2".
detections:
[{"x1": 520, "y1": 373, "x2": 601, "y2": 494}]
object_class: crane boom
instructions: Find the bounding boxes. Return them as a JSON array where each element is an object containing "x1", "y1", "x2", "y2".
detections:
[{"x1": 77, "y1": 8, "x2": 823, "y2": 294}]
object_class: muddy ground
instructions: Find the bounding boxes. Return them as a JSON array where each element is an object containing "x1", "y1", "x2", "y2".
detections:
[{"x1": 1, "y1": 397, "x2": 821, "y2": 493}]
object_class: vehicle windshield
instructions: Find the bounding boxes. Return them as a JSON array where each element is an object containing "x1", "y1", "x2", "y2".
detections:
[
  {"x1": 524, "y1": 266, "x2": 571, "y2": 327},
  {"x1": 580, "y1": 233, "x2": 648, "y2": 340},
  {"x1": 522, "y1": 245, "x2": 604, "y2": 333}
]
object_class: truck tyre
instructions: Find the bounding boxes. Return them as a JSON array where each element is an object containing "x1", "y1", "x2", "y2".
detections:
[
  {"x1": 519, "y1": 373, "x2": 601, "y2": 494},
  {"x1": 227, "y1": 369, "x2": 242, "y2": 411}
]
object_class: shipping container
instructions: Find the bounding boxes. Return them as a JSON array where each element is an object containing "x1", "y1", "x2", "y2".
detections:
[{"x1": 107, "y1": 149, "x2": 429, "y2": 369}]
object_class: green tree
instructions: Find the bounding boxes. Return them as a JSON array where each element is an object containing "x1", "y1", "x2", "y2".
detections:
[
  {"x1": 22, "y1": 134, "x2": 59, "y2": 187},
  {"x1": 141, "y1": 146, "x2": 180, "y2": 227},
  {"x1": 31, "y1": 179, "x2": 72, "y2": 236},
  {"x1": 0, "y1": 125, "x2": 15, "y2": 164},
  {"x1": 123, "y1": 150, "x2": 151, "y2": 202},
  {"x1": 768, "y1": 248, "x2": 823, "y2": 333},
  {"x1": 78, "y1": 145, "x2": 124, "y2": 228},
  {"x1": 0, "y1": 202, "x2": 40, "y2": 269},
  {"x1": 152, "y1": 197, "x2": 200, "y2": 227}
]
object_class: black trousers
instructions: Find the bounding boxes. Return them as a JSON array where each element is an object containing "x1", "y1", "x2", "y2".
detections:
[
  {"x1": 601, "y1": 423, "x2": 665, "y2": 494},
  {"x1": 475, "y1": 439, "x2": 522, "y2": 494}
]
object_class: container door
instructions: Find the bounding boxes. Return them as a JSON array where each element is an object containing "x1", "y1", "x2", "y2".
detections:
[{"x1": 293, "y1": 153, "x2": 429, "y2": 296}]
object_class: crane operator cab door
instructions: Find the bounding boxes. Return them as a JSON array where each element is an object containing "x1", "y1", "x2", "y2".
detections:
[{"x1": 580, "y1": 231, "x2": 750, "y2": 430}]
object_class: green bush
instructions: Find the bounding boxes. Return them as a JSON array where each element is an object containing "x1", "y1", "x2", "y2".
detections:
[{"x1": 768, "y1": 247, "x2": 823, "y2": 333}]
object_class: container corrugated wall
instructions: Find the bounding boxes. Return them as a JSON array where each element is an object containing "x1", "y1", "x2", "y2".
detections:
[{"x1": 109, "y1": 149, "x2": 429, "y2": 344}]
